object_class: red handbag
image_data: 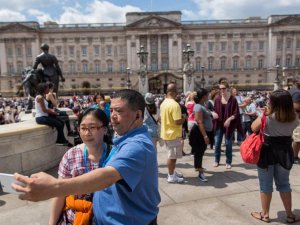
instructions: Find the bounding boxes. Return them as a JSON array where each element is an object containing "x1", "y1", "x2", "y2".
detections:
[{"x1": 240, "y1": 114, "x2": 266, "y2": 164}]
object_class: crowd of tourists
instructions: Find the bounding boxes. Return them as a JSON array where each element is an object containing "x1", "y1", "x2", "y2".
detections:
[{"x1": 7, "y1": 77, "x2": 300, "y2": 224}]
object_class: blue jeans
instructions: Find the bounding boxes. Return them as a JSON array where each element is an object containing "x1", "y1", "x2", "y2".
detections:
[
  {"x1": 36, "y1": 116, "x2": 67, "y2": 143},
  {"x1": 257, "y1": 164, "x2": 291, "y2": 193},
  {"x1": 214, "y1": 128, "x2": 233, "y2": 164}
]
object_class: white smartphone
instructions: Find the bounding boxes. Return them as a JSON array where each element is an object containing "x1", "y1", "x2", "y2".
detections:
[{"x1": 0, "y1": 173, "x2": 25, "y2": 194}]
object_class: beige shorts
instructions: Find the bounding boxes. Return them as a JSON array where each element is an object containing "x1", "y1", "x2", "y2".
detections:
[
  {"x1": 164, "y1": 138, "x2": 183, "y2": 159},
  {"x1": 293, "y1": 124, "x2": 300, "y2": 142}
]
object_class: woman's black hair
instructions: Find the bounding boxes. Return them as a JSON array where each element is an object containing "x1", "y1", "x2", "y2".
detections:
[
  {"x1": 36, "y1": 82, "x2": 49, "y2": 95},
  {"x1": 194, "y1": 88, "x2": 209, "y2": 104},
  {"x1": 78, "y1": 108, "x2": 112, "y2": 145}
]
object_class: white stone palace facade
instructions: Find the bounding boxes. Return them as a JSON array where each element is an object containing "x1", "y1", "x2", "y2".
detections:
[{"x1": 0, "y1": 11, "x2": 300, "y2": 96}]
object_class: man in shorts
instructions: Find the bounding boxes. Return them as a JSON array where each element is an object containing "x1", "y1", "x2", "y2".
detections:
[{"x1": 160, "y1": 83, "x2": 186, "y2": 183}]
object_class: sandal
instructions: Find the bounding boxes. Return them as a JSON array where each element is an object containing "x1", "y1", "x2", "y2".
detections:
[
  {"x1": 287, "y1": 214, "x2": 300, "y2": 223},
  {"x1": 251, "y1": 212, "x2": 270, "y2": 223}
]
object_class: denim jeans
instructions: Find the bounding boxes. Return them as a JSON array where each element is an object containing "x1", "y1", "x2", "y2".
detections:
[
  {"x1": 36, "y1": 116, "x2": 67, "y2": 143},
  {"x1": 257, "y1": 164, "x2": 291, "y2": 193},
  {"x1": 214, "y1": 128, "x2": 233, "y2": 164}
]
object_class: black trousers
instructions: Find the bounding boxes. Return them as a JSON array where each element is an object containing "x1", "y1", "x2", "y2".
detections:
[{"x1": 189, "y1": 124, "x2": 213, "y2": 169}]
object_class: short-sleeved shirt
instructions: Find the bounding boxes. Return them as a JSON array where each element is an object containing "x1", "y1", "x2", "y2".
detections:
[
  {"x1": 58, "y1": 145, "x2": 99, "y2": 224},
  {"x1": 264, "y1": 114, "x2": 299, "y2": 136},
  {"x1": 160, "y1": 98, "x2": 182, "y2": 140},
  {"x1": 93, "y1": 125, "x2": 160, "y2": 225},
  {"x1": 193, "y1": 104, "x2": 213, "y2": 132}
]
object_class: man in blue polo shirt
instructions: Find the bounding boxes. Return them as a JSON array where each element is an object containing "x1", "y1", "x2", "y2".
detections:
[{"x1": 13, "y1": 89, "x2": 160, "y2": 225}]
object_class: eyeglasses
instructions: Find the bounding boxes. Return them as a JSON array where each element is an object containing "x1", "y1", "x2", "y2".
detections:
[{"x1": 79, "y1": 126, "x2": 104, "y2": 133}]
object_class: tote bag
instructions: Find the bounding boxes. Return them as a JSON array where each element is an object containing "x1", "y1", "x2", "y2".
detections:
[{"x1": 240, "y1": 114, "x2": 266, "y2": 164}]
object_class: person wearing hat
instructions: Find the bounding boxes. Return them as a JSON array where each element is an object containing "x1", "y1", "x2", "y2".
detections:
[
  {"x1": 33, "y1": 43, "x2": 65, "y2": 93},
  {"x1": 143, "y1": 92, "x2": 159, "y2": 149}
]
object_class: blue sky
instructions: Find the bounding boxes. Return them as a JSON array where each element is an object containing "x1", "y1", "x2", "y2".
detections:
[{"x1": 0, "y1": 0, "x2": 299, "y2": 24}]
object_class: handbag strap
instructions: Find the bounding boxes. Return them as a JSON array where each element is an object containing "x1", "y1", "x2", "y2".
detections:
[{"x1": 259, "y1": 113, "x2": 267, "y2": 142}]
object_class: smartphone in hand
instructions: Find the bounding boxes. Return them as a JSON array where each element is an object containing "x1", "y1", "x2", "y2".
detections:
[{"x1": 0, "y1": 173, "x2": 25, "y2": 194}]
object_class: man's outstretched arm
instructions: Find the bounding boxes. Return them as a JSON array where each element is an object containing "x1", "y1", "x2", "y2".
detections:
[{"x1": 12, "y1": 166, "x2": 121, "y2": 202}]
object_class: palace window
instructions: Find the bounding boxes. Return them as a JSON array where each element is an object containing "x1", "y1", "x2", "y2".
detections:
[
  {"x1": 233, "y1": 42, "x2": 239, "y2": 53},
  {"x1": 233, "y1": 57, "x2": 239, "y2": 70},
  {"x1": 94, "y1": 46, "x2": 100, "y2": 56},
  {"x1": 82, "y1": 62, "x2": 88, "y2": 73},
  {"x1": 286, "y1": 56, "x2": 292, "y2": 67},
  {"x1": 259, "y1": 41, "x2": 264, "y2": 51},
  {"x1": 107, "y1": 46, "x2": 112, "y2": 56},
  {"x1": 220, "y1": 57, "x2": 226, "y2": 70},
  {"x1": 196, "y1": 42, "x2": 201, "y2": 53},
  {"x1": 120, "y1": 62, "x2": 126, "y2": 73},
  {"x1": 16, "y1": 46, "x2": 22, "y2": 57},
  {"x1": 221, "y1": 42, "x2": 227, "y2": 52},
  {"x1": 208, "y1": 42, "x2": 214, "y2": 53},
  {"x1": 246, "y1": 41, "x2": 252, "y2": 51},
  {"x1": 55, "y1": 46, "x2": 61, "y2": 57},
  {"x1": 7, "y1": 47, "x2": 13, "y2": 57},
  {"x1": 286, "y1": 39, "x2": 292, "y2": 49},
  {"x1": 296, "y1": 57, "x2": 300, "y2": 67},
  {"x1": 82, "y1": 46, "x2": 87, "y2": 57},
  {"x1": 276, "y1": 57, "x2": 281, "y2": 66},
  {"x1": 258, "y1": 58, "x2": 264, "y2": 69},
  {"x1": 69, "y1": 61, "x2": 76, "y2": 73},
  {"x1": 195, "y1": 58, "x2": 201, "y2": 72},
  {"x1": 245, "y1": 57, "x2": 252, "y2": 69},
  {"x1": 69, "y1": 46, "x2": 75, "y2": 57},
  {"x1": 17, "y1": 62, "x2": 23, "y2": 73},
  {"x1": 208, "y1": 57, "x2": 214, "y2": 71},
  {"x1": 107, "y1": 61, "x2": 113, "y2": 73},
  {"x1": 95, "y1": 62, "x2": 101, "y2": 73},
  {"x1": 26, "y1": 47, "x2": 32, "y2": 57}
]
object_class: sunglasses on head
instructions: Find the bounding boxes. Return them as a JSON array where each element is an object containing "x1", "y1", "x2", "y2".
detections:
[{"x1": 219, "y1": 87, "x2": 226, "y2": 90}]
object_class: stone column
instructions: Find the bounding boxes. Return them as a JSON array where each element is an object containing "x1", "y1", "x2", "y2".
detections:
[
  {"x1": 134, "y1": 36, "x2": 140, "y2": 70},
  {"x1": 147, "y1": 35, "x2": 151, "y2": 69},
  {"x1": 177, "y1": 34, "x2": 183, "y2": 69},
  {"x1": 168, "y1": 35, "x2": 173, "y2": 69},
  {"x1": 126, "y1": 35, "x2": 132, "y2": 68},
  {"x1": 0, "y1": 41, "x2": 7, "y2": 76},
  {"x1": 31, "y1": 38, "x2": 40, "y2": 65},
  {"x1": 157, "y1": 35, "x2": 161, "y2": 70},
  {"x1": 282, "y1": 35, "x2": 286, "y2": 66}
]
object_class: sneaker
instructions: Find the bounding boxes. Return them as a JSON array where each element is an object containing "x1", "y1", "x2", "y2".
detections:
[
  {"x1": 167, "y1": 174, "x2": 184, "y2": 183},
  {"x1": 294, "y1": 157, "x2": 299, "y2": 164},
  {"x1": 175, "y1": 171, "x2": 183, "y2": 178},
  {"x1": 198, "y1": 172, "x2": 208, "y2": 182},
  {"x1": 225, "y1": 164, "x2": 232, "y2": 169}
]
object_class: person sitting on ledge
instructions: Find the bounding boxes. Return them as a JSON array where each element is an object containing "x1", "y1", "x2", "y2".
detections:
[{"x1": 35, "y1": 82, "x2": 72, "y2": 147}]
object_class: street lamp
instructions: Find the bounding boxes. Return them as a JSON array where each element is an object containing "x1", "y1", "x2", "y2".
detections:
[
  {"x1": 126, "y1": 67, "x2": 131, "y2": 89},
  {"x1": 200, "y1": 66, "x2": 206, "y2": 88},
  {"x1": 182, "y1": 44, "x2": 195, "y2": 86},
  {"x1": 137, "y1": 45, "x2": 148, "y2": 86},
  {"x1": 182, "y1": 43, "x2": 194, "y2": 63},
  {"x1": 275, "y1": 65, "x2": 280, "y2": 82}
]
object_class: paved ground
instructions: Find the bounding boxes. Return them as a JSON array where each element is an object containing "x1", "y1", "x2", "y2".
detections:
[{"x1": 1, "y1": 141, "x2": 300, "y2": 225}]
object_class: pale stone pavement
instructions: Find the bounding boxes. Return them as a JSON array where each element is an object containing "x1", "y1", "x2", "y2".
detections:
[{"x1": 1, "y1": 141, "x2": 300, "y2": 225}]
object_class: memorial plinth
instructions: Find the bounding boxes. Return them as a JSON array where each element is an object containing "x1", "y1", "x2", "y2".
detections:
[{"x1": 0, "y1": 109, "x2": 75, "y2": 175}]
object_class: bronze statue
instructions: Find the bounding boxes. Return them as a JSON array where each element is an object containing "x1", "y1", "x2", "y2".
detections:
[{"x1": 33, "y1": 43, "x2": 65, "y2": 93}]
